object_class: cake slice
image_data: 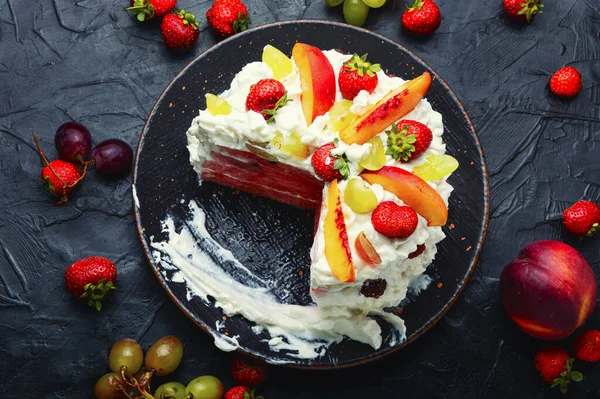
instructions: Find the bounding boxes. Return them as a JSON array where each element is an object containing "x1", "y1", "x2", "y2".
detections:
[{"x1": 186, "y1": 43, "x2": 456, "y2": 342}]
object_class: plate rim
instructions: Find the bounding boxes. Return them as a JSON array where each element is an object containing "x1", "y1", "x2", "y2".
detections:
[{"x1": 132, "y1": 19, "x2": 491, "y2": 369}]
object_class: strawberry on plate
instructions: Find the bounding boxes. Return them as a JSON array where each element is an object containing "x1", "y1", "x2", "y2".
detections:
[
  {"x1": 245, "y1": 78, "x2": 290, "y2": 122},
  {"x1": 372, "y1": 201, "x2": 418, "y2": 238},
  {"x1": 65, "y1": 256, "x2": 117, "y2": 311},
  {"x1": 401, "y1": 0, "x2": 441, "y2": 36},
  {"x1": 563, "y1": 200, "x2": 600, "y2": 237},
  {"x1": 311, "y1": 141, "x2": 349, "y2": 181},
  {"x1": 207, "y1": 0, "x2": 251, "y2": 37},
  {"x1": 574, "y1": 330, "x2": 600, "y2": 363},
  {"x1": 160, "y1": 10, "x2": 200, "y2": 50},
  {"x1": 504, "y1": 0, "x2": 543, "y2": 22},
  {"x1": 127, "y1": 0, "x2": 176, "y2": 22},
  {"x1": 231, "y1": 357, "x2": 268, "y2": 387},
  {"x1": 550, "y1": 66, "x2": 583, "y2": 98},
  {"x1": 338, "y1": 54, "x2": 381, "y2": 101},
  {"x1": 385, "y1": 120, "x2": 433, "y2": 162},
  {"x1": 534, "y1": 347, "x2": 583, "y2": 393},
  {"x1": 225, "y1": 386, "x2": 263, "y2": 399}
]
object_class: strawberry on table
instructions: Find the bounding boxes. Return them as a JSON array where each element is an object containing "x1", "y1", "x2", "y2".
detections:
[
  {"x1": 385, "y1": 120, "x2": 433, "y2": 162},
  {"x1": 225, "y1": 386, "x2": 263, "y2": 399},
  {"x1": 371, "y1": 201, "x2": 418, "y2": 238},
  {"x1": 207, "y1": 0, "x2": 250, "y2": 37},
  {"x1": 534, "y1": 347, "x2": 583, "y2": 394},
  {"x1": 574, "y1": 330, "x2": 600, "y2": 363},
  {"x1": 160, "y1": 10, "x2": 200, "y2": 50},
  {"x1": 65, "y1": 256, "x2": 117, "y2": 311},
  {"x1": 401, "y1": 0, "x2": 441, "y2": 36},
  {"x1": 338, "y1": 54, "x2": 381, "y2": 101},
  {"x1": 311, "y1": 141, "x2": 349, "y2": 181},
  {"x1": 245, "y1": 78, "x2": 290, "y2": 122},
  {"x1": 231, "y1": 357, "x2": 268, "y2": 387},
  {"x1": 127, "y1": 0, "x2": 176, "y2": 22},
  {"x1": 563, "y1": 200, "x2": 600, "y2": 237},
  {"x1": 550, "y1": 66, "x2": 583, "y2": 98},
  {"x1": 503, "y1": 0, "x2": 543, "y2": 22},
  {"x1": 41, "y1": 160, "x2": 82, "y2": 199}
]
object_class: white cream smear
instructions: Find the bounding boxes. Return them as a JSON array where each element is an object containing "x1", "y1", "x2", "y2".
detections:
[{"x1": 151, "y1": 201, "x2": 399, "y2": 361}]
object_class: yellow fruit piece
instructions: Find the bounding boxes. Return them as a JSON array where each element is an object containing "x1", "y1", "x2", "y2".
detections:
[
  {"x1": 412, "y1": 155, "x2": 459, "y2": 181},
  {"x1": 270, "y1": 132, "x2": 310, "y2": 159},
  {"x1": 327, "y1": 100, "x2": 356, "y2": 133},
  {"x1": 359, "y1": 136, "x2": 386, "y2": 171},
  {"x1": 262, "y1": 45, "x2": 293, "y2": 80},
  {"x1": 206, "y1": 93, "x2": 231, "y2": 116},
  {"x1": 344, "y1": 178, "x2": 378, "y2": 214}
]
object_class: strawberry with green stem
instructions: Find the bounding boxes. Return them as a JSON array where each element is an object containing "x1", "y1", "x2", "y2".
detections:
[{"x1": 338, "y1": 53, "x2": 381, "y2": 100}]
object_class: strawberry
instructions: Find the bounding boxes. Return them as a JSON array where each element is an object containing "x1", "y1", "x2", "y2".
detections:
[
  {"x1": 41, "y1": 159, "x2": 82, "y2": 198},
  {"x1": 225, "y1": 386, "x2": 263, "y2": 399},
  {"x1": 550, "y1": 66, "x2": 583, "y2": 98},
  {"x1": 386, "y1": 120, "x2": 433, "y2": 162},
  {"x1": 574, "y1": 330, "x2": 600, "y2": 363},
  {"x1": 245, "y1": 79, "x2": 290, "y2": 122},
  {"x1": 207, "y1": 0, "x2": 250, "y2": 37},
  {"x1": 408, "y1": 243, "x2": 426, "y2": 259},
  {"x1": 160, "y1": 10, "x2": 200, "y2": 50},
  {"x1": 65, "y1": 256, "x2": 117, "y2": 311},
  {"x1": 231, "y1": 357, "x2": 268, "y2": 387},
  {"x1": 127, "y1": 0, "x2": 176, "y2": 22},
  {"x1": 401, "y1": 0, "x2": 441, "y2": 36},
  {"x1": 503, "y1": 0, "x2": 543, "y2": 22},
  {"x1": 563, "y1": 200, "x2": 600, "y2": 237},
  {"x1": 371, "y1": 201, "x2": 418, "y2": 238},
  {"x1": 338, "y1": 54, "x2": 381, "y2": 101},
  {"x1": 534, "y1": 347, "x2": 583, "y2": 394},
  {"x1": 311, "y1": 141, "x2": 349, "y2": 181}
]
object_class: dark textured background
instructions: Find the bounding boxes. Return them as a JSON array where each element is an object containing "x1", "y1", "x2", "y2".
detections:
[{"x1": 0, "y1": 0, "x2": 599, "y2": 398}]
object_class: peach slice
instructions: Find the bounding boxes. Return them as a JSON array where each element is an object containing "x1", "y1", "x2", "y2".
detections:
[
  {"x1": 292, "y1": 43, "x2": 336, "y2": 125},
  {"x1": 324, "y1": 180, "x2": 356, "y2": 283},
  {"x1": 340, "y1": 72, "x2": 432, "y2": 145},
  {"x1": 361, "y1": 165, "x2": 447, "y2": 226},
  {"x1": 355, "y1": 231, "x2": 382, "y2": 266}
]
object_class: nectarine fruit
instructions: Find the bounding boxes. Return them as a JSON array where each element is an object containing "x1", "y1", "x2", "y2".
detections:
[{"x1": 500, "y1": 240, "x2": 597, "y2": 340}]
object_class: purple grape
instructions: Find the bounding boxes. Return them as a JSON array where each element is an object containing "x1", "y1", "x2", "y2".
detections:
[
  {"x1": 92, "y1": 139, "x2": 134, "y2": 176},
  {"x1": 55, "y1": 122, "x2": 92, "y2": 163}
]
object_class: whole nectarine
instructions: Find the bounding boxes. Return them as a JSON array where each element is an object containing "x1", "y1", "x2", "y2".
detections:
[{"x1": 500, "y1": 240, "x2": 597, "y2": 340}]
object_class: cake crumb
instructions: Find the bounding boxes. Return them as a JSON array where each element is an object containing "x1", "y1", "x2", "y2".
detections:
[
  {"x1": 449, "y1": 223, "x2": 455, "y2": 229},
  {"x1": 222, "y1": 316, "x2": 227, "y2": 321},
  {"x1": 395, "y1": 307, "x2": 403, "y2": 313},
  {"x1": 466, "y1": 246, "x2": 472, "y2": 252},
  {"x1": 437, "y1": 283, "x2": 443, "y2": 288},
  {"x1": 299, "y1": 270, "x2": 303, "y2": 276},
  {"x1": 461, "y1": 237, "x2": 466, "y2": 241},
  {"x1": 225, "y1": 331, "x2": 229, "y2": 336}
]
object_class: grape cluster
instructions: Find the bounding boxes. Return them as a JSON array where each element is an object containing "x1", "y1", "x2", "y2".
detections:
[
  {"x1": 33, "y1": 121, "x2": 134, "y2": 205},
  {"x1": 326, "y1": 0, "x2": 387, "y2": 27},
  {"x1": 94, "y1": 336, "x2": 225, "y2": 399}
]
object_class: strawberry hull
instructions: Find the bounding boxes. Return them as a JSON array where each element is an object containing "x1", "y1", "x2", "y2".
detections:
[{"x1": 201, "y1": 146, "x2": 324, "y2": 210}]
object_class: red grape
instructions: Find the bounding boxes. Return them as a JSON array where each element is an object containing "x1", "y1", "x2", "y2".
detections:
[
  {"x1": 92, "y1": 139, "x2": 133, "y2": 176},
  {"x1": 55, "y1": 122, "x2": 92, "y2": 163}
]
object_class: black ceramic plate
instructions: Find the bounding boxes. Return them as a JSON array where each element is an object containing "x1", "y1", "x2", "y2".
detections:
[{"x1": 133, "y1": 21, "x2": 489, "y2": 368}]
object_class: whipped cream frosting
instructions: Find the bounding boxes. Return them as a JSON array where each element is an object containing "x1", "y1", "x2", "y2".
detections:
[{"x1": 176, "y1": 47, "x2": 455, "y2": 360}]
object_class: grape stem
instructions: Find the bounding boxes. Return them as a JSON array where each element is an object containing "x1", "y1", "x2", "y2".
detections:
[
  {"x1": 120, "y1": 366, "x2": 156, "y2": 399},
  {"x1": 32, "y1": 131, "x2": 89, "y2": 205}
]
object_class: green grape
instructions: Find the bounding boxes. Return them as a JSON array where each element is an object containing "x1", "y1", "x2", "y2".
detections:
[
  {"x1": 155, "y1": 382, "x2": 186, "y2": 399},
  {"x1": 359, "y1": 136, "x2": 386, "y2": 171},
  {"x1": 343, "y1": 0, "x2": 370, "y2": 27},
  {"x1": 184, "y1": 376, "x2": 224, "y2": 399},
  {"x1": 93, "y1": 373, "x2": 124, "y2": 399},
  {"x1": 144, "y1": 336, "x2": 184, "y2": 377},
  {"x1": 412, "y1": 155, "x2": 459, "y2": 181},
  {"x1": 326, "y1": 0, "x2": 344, "y2": 6},
  {"x1": 108, "y1": 338, "x2": 143, "y2": 375},
  {"x1": 344, "y1": 178, "x2": 379, "y2": 214},
  {"x1": 362, "y1": 0, "x2": 386, "y2": 8}
]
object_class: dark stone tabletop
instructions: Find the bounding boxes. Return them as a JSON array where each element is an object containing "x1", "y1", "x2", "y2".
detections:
[{"x1": 1, "y1": 0, "x2": 599, "y2": 398}]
